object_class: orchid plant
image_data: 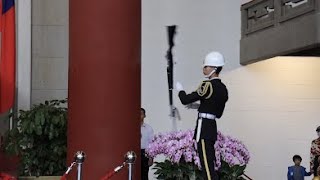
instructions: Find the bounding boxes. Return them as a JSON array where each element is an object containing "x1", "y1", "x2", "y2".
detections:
[{"x1": 146, "y1": 130, "x2": 250, "y2": 180}]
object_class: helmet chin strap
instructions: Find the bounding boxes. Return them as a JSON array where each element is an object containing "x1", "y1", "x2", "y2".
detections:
[{"x1": 205, "y1": 67, "x2": 217, "y2": 79}]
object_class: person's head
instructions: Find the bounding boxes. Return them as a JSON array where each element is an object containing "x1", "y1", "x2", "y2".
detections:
[
  {"x1": 140, "y1": 108, "x2": 146, "y2": 123},
  {"x1": 202, "y1": 51, "x2": 224, "y2": 79},
  {"x1": 316, "y1": 126, "x2": 320, "y2": 138},
  {"x1": 293, "y1": 155, "x2": 302, "y2": 166}
]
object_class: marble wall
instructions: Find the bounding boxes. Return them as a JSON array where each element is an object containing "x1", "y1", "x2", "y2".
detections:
[{"x1": 31, "y1": 0, "x2": 69, "y2": 104}]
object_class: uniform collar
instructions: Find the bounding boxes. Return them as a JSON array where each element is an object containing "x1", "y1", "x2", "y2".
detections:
[
  {"x1": 209, "y1": 77, "x2": 220, "y2": 80},
  {"x1": 204, "y1": 77, "x2": 220, "y2": 81}
]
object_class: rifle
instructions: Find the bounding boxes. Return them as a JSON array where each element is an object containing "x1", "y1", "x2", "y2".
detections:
[{"x1": 166, "y1": 25, "x2": 180, "y2": 131}]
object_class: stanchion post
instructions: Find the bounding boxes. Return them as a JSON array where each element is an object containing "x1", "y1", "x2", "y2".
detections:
[
  {"x1": 75, "y1": 151, "x2": 86, "y2": 180},
  {"x1": 125, "y1": 151, "x2": 136, "y2": 180}
]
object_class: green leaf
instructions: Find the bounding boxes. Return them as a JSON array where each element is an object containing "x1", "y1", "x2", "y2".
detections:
[
  {"x1": 35, "y1": 124, "x2": 42, "y2": 135},
  {"x1": 218, "y1": 160, "x2": 247, "y2": 180},
  {"x1": 52, "y1": 116, "x2": 60, "y2": 125}
]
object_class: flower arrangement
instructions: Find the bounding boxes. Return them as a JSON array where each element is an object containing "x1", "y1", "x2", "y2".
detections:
[{"x1": 146, "y1": 130, "x2": 250, "y2": 180}]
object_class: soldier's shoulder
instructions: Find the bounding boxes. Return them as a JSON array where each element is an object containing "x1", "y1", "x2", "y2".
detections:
[
  {"x1": 197, "y1": 81, "x2": 214, "y2": 98},
  {"x1": 198, "y1": 80, "x2": 212, "y2": 88},
  {"x1": 197, "y1": 80, "x2": 210, "y2": 87}
]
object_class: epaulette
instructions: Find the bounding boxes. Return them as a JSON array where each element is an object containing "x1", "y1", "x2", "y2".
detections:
[{"x1": 197, "y1": 81, "x2": 213, "y2": 99}]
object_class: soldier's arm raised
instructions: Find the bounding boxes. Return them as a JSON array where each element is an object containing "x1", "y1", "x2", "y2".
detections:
[{"x1": 178, "y1": 81, "x2": 213, "y2": 105}]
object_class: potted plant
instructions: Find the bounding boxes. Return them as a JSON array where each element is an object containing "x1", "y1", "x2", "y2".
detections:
[
  {"x1": 3, "y1": 99, "x2": 67, "y2": 180},
  {"x1": 146, "y1": 130, "x2": 250, "y2": 180}
]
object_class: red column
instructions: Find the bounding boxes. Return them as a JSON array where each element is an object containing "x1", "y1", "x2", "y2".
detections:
[{"x1": 68, "y1": 0, "x2": 141, "y2": 179}]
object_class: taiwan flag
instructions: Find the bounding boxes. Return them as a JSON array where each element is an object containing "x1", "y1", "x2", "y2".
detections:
[{"x1": 0, "y1": 0, "x2": 15, "y2": 114}]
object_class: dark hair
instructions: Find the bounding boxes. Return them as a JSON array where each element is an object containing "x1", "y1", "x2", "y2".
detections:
[
  {"x1": 293, "y1": 155, "x2": 302, "y2": 162},
  {"x1": 215, "y1": 67, "x2": 223, "y2": 75},
  {"x1": 141, "y1": 108, "x2": 146, "y2": 116},
  {"x1": 316, "y1": 126, "x2": 320, "y2": 132}
]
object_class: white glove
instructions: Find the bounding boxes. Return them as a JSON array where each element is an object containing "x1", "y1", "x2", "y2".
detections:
[
  {"x1": 185, "y1": 103, "x2": 200, "y2": 109},
  {"x1": 175, "y1": 82, "x2": 184, "y2": 92}
]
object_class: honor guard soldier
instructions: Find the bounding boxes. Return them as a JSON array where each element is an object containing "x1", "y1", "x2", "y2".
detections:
[{"x1": 176, "y1": 51, "x2": 228, "y2": 180}]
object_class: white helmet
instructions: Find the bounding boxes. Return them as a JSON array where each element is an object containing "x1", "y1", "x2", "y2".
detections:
[{"x1": 203, "y1": 51, "x2": 225, "y2": 67}]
